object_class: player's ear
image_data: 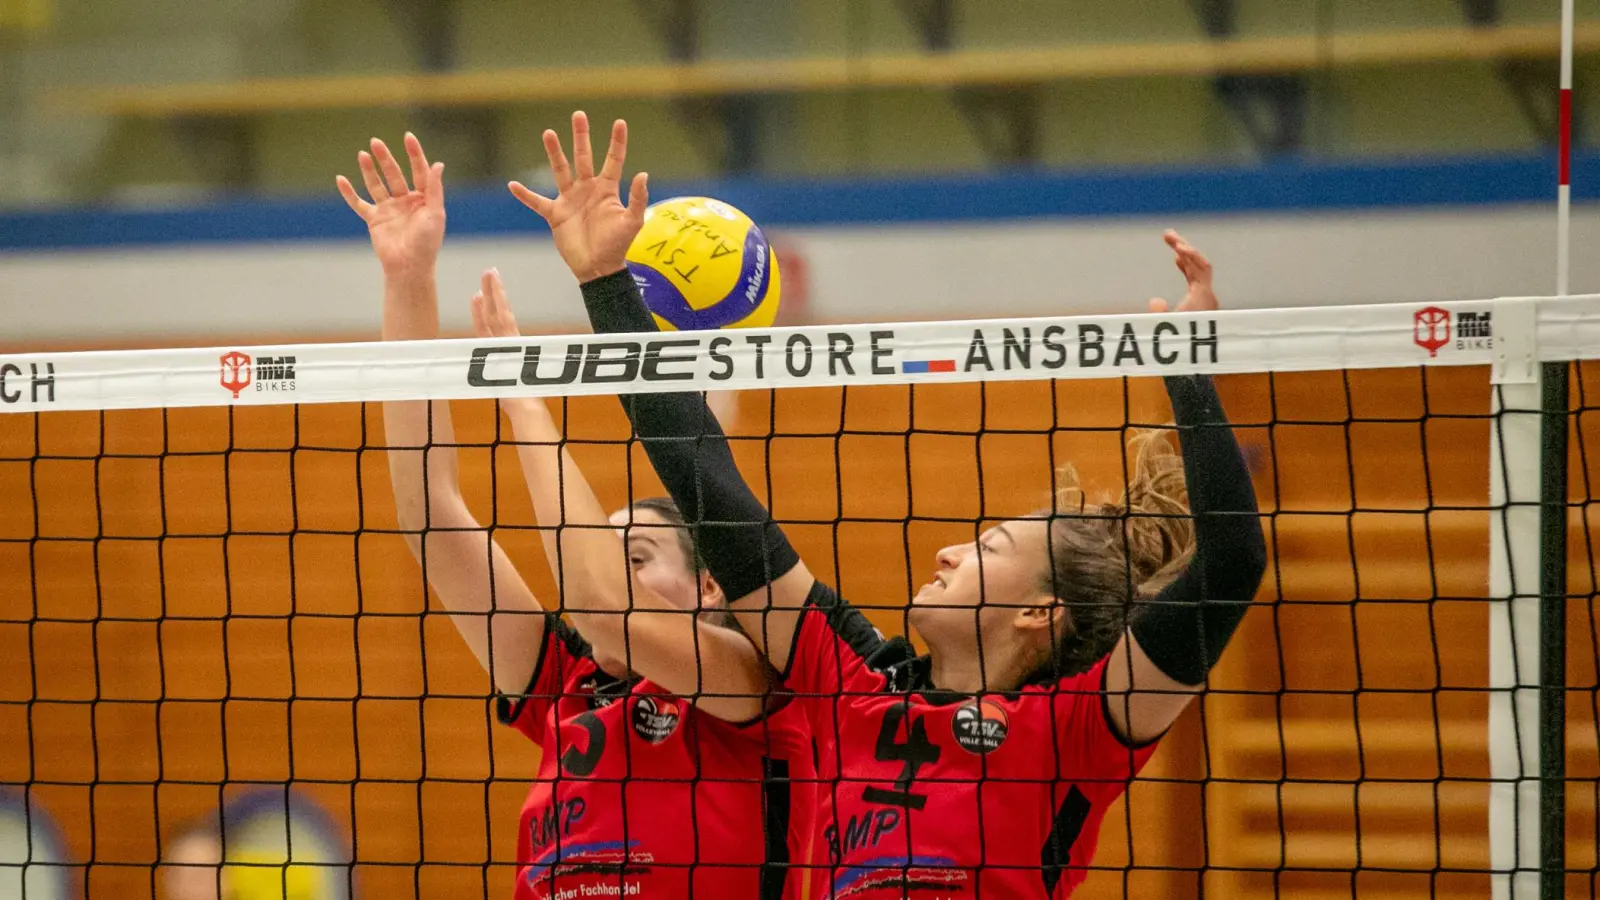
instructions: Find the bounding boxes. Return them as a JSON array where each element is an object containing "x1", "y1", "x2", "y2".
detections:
[
  {"x1": 699, "y1": 570, "x2": 726, "y2": 609},
  {"x1": 1012, "y1": 599, "x2": 1060, "y2": 634}
]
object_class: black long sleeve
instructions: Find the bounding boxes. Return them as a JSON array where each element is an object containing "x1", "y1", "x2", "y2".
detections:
[
  {"x1": 1127, "y1": 374, "x2": 1268, "y2": 686},
  {"x1": 578, "y1": 270, "x2": 801, "y2": 602}
]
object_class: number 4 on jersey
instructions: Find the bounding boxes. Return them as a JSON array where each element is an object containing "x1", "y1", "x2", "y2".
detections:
[{"x1": 863, "y1": 703, "x2": 941, "y2": 810}]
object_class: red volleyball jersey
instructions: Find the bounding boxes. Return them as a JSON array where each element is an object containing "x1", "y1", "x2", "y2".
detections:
[
  {"x1": 782, "y1": 589, "x2": 1159, "y2": 899},
  {"x1": 498, "y1": 617, "x2": 815, "y2": 900}
]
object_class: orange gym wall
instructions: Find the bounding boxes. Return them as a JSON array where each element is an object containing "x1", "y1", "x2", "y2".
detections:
[{"x1": 3, "y1": 367, "x2": 1598, "y2": 900}]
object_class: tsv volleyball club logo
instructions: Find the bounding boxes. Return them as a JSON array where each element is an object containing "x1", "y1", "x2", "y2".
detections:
[
  {"x1": 952, "y1": 700, "x2": 1009, "y2": 754},
  {"x1": 632, "y1": 696, "x2": 681, "y2": 744}
]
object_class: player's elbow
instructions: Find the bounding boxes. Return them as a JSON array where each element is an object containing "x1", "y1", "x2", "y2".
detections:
[
  {"x1": 573, "y1": 608, "x2": 690, "y2": 678},
  {"x1": 395, "y1": 484, "x2": 470, "y2": 532},
  {"x1": 391, "y1": 492, "x2": 429, "y2": 550},
  {"x1": 564, "y1": 607, "x2": 632, "y2": 662}
]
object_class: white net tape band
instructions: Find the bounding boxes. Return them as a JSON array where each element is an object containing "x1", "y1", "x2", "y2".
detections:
[{"x1": 2, "y1": 294, "x2": 1596, "y2": 413}]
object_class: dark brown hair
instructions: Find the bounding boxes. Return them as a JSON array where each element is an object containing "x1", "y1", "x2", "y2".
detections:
[{"x1": 1033, "y1": 428, "x2": 1195, "y2": 678}]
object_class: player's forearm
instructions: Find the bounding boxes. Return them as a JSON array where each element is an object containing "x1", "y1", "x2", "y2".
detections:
[
  {"x1": 576, "y1": 270, "x2": 802, "y2": 604},
  {"x1": 501, "y1": 400, "x2": 632, "y2": 614},
  {"x1": 1126, "y1": 375, "x2": 1267, "y2": 686},
  {"x1": 380, "y1": 267, "x2": 467, "y2": 522},
  {"x1": 1163, "y1": 374, "x2": 1266, "y2": 597},
  {"x1": 423, "y1": 524, "x2": 545, "y2": 693},
  {"x1": 382, "y1": 405, "x2": 491, "y2": 637},
  {"x1": 381, "y1": 266, "x2": 439, "y2": 342},
  {"x1": 524, "y1": 486, "x2": 766, "y2": 720},
  {"x1": 378, "y1": 269, "x2": 546, "y2": 693},
  {"x1": 381, "y1": 423, "x2": 546, "y2": 698},
  {"x1": 383, "y1": 399, "x2": 466, "y2": 536},
  {"x1": 585, "y1": 605, "x2": 768, "y2": 721},
  {"x1": 502, "y1": 399, "x2": 584, "y2": 576}
]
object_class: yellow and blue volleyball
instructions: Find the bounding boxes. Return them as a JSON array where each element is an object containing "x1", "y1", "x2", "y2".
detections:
[
  {"x1": 221, "y1": 853, "x2": 320, "y2": 900},
  {"x1": 625, "y1": 196, "x2": 781, "y2": 331}
]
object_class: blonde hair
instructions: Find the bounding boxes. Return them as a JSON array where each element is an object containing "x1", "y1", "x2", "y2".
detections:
[{"x1": 1032, "y1": 428, "x2": 1196, "y2": 677}]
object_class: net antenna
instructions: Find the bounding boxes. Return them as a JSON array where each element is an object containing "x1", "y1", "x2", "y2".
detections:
[{"x1": 1488, "y1": 4, "x2": 1574, "y2": 899}]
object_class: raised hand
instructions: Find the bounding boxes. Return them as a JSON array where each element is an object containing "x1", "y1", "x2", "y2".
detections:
[
  {"x1": 336, "y1": 133, "x2": 446, "y2": 277},
  {"x1": 1148, "y1": 230, "x2": 1218, "y2": 313},
  {"x1": 470, "y1": 269, "x2": 522, "y2": 340},
  {"x1": 509, "y1": 111, "x2": 649, "y2": 283}
]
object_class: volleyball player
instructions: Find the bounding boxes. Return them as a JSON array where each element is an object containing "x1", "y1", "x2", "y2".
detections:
[
  {"x1": 514, "y1": 112, "x2": 1267, "y2": 899},
  {"x1": 336, "y1": 133, "x2": 809, "y2": 900}
]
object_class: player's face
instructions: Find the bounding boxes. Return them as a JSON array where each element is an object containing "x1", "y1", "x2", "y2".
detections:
[
  {"x1": 910, "y1": 519, "x2": 1054, "y2": 644},
  {"x1": 609, "y1": 507, "x2": 726, "y2": 618},
  {"x1": 162, "y1": 831, "x2": 222, "y2": 900}
]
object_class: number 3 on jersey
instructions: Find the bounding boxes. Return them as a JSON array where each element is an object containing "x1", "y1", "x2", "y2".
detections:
[
  {"x1": 863, "y1": 703, "x2": 941, "y2": 810},
  {"x1": 560, "y1": 711, "x2": 607, "y2": 776}
]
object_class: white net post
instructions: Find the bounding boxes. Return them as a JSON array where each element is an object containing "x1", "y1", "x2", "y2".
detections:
[{"x1": 1487, "y1": 298, "x2": 1544, "y2": 900}]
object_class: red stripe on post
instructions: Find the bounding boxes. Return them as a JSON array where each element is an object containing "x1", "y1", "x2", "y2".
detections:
[{"x1": 1560, "y1": 88, "x2": 1573, "y2": 187}]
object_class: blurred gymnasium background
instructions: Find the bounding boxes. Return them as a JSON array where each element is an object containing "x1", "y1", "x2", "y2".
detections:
[{"x1": 1, "y1": 2, "x2": 1599, "y2": 899}]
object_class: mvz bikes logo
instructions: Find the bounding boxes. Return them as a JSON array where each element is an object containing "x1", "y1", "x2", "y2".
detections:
[
  {"x1": 1413, "y1": 307, "x2": 1492, "y2": 358},
  {"x1": 219, "y1": 351, "x2": 252, "y2": 398},
  {"x1": 220, "y1": 351, "x2": 297, "y2": 399}
]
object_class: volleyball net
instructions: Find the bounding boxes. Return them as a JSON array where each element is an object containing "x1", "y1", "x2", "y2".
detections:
[{"x1": 2, "y1": 297, "x2": 1598, "y2": 900}]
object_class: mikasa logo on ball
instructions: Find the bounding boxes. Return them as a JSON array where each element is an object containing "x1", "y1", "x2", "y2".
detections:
[{"x1": 744, "y1": 245, "x2": 767, "y2": 308}]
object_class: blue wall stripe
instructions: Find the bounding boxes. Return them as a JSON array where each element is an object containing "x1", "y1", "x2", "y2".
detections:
[{"x1": 0, "y1": 152, "x2": 1591, "y2": 251}]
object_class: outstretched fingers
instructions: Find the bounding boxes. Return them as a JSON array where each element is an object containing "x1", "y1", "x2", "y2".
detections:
[
  {"x1": 627, "y1": 171, "x2": 650, "y2": 224},
  {"x1": 599, "y1": 118, "x2": 628, "y2": 184},
  {"x1": 571, "y1": 110, "x2": 595, "y2": 181},
  {"x1": 403, "y1": 132, "x2": 429, "y2": 182},
  {"x1": 543, "y1": 129, "x2": 573, "y2": 193},
  {"x1": 480, "y1": 268, "x2": 520, "y2": 338},
  {"x1": 508, "y1": 181, "x2": 554, "y2": 219},
  {"x1": 470, "y1": 291, "x2": 488, "y2": 338},
  {"x1": 371, "y1": 138, "x2": 410, "y2": 197},
  {"x1": 403, "y1": 133, "x2": 446, "y2": 209},
  {"x1": 1164, "y1": 229, "x2": 1211, "y2": 282},
  {"x1": 357, "y1": 151, "x2": 388, "y2": 204},
  {"x1": 425, "y1": 161, "x2": 446, "y2": 209},
  {"x1": 335, "y1": 175, "x2": 373, "y2": 220}
]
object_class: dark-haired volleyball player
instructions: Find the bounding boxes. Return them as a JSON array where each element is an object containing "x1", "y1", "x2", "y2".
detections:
[
  {"x1": 515, "y1": 112, "x2": 1268, "y2": 899},
  {"x1": 337, "y1": 133, "x2": 810, "y2": 900}
]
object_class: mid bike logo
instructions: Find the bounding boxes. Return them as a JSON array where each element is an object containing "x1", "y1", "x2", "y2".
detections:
[
  {"x1": 220, "y1": 351, "x2": 252, "y2": 398},
  {"x1": 1414, "y1": 306, "x2": 1492, "y2": 358},
  {"x1": 220, "y1": 352, "x2": 297, "y2": 399}
]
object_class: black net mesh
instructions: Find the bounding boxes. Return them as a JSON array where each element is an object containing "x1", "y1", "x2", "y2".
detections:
[{"x1": 2, "y1": 367, "x2": 1597, "y2": 899}]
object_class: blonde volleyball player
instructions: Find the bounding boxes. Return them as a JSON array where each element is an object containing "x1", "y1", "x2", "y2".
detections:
[
  {"x1": 336, "y1": 134, "x2": 809, "y2": 900},
  {"x1": 518, "y1": 112, "x2": 1268, "y2": 899}
]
